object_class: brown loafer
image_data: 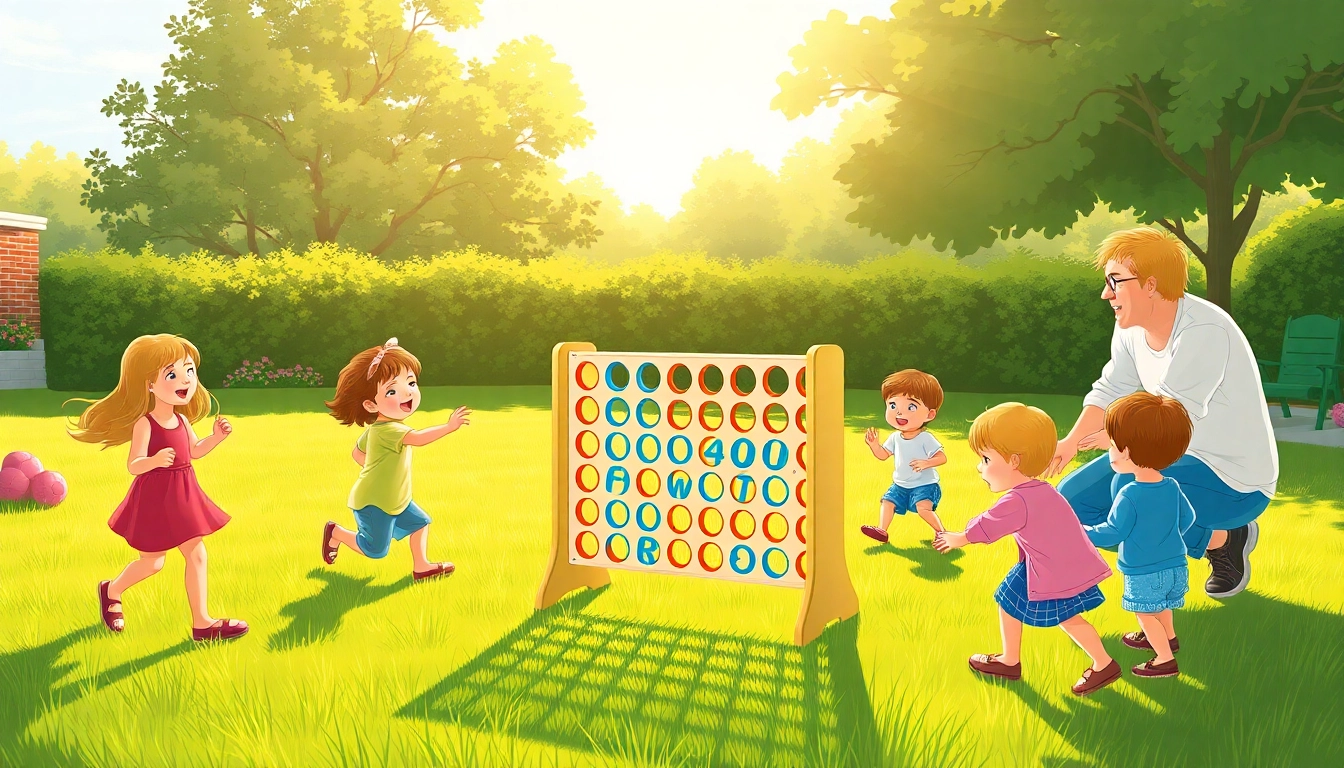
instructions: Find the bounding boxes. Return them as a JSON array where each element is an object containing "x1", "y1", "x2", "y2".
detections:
[
  {"x1": 1122, "y1": 631, "x2": 1179, "y2": 653},
  {"x1": 192, "y1": 618, "x2": 249, "y2": 642},
  {"x1": 968, "y1": 653, "x2": 1022, "y2": 680},
  {"x1": 1072, "y1": 660, "x2": 1121, "y2": 696},
  {"x1": 1132, "y1": 657, "x2": 1180, "y2": 678},
  {"x1": 414, "y1": 562, "x2": 455, "y2": 582},
  {"x1": 860, "y1": 525, "x2": 889, "y2": 543},
  {"x1": 322, "y1": 521, "x2": 339, "y2": 565}
]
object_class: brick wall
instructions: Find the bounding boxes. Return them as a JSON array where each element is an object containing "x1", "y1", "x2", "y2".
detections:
[{"x1": 0, "y1": 223, "x2": 41, "y2": 336}]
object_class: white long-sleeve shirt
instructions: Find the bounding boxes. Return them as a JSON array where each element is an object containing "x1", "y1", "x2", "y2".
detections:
[{"x1": 1083, "y1": 294, "x2": 1278, "y2": 497}]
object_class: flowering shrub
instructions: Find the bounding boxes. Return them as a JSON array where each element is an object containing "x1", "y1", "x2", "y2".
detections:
[
  {"x1": 223, "y1": 357, "x2": 324, "y2": 388},
  {"x1": 0, "y1": 317, "x2": 37, "y2": 351},
  {"x1": 1332, "y1": 402, "x2": 1344, "y2": 429}
]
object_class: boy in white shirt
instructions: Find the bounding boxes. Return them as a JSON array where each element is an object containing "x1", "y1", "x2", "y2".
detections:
[{"x1": 861, "y1": 369, "x2": 948, "y2": 543}]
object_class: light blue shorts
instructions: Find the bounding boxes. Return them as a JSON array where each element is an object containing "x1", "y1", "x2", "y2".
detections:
[
  {"x1": 1122, "y1": 565, "x2": 1189, "y2": 613},
  {"x1": 352, "y1": 500, "x2": 431, "y2": 559}
]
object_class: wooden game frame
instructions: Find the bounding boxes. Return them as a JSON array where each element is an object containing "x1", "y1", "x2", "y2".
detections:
[{"x1": 535, "y1": 342, "x2": 858, "y2": 646}]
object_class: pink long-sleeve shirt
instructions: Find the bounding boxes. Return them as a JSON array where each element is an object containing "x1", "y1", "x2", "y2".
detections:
[{"x1": 965, "y1": 479, "x2": 1112, "y2": 601}]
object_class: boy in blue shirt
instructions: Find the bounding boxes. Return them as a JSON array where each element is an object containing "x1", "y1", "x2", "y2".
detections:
[{"x1": 1083, "y1": 392, "x2": 1195, "y2": 679}]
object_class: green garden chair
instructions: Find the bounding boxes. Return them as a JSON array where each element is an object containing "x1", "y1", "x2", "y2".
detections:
[{"x1": 1257, "y1": 314, "x2": 1344, "y2": 431}]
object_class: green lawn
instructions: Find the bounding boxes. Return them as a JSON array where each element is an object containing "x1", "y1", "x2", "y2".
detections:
[{"x1": 1, "y1": 386, "x2": 1341, "y2": 767}]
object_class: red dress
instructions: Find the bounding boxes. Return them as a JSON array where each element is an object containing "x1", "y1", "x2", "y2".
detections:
[{"x1": 108, "y1": 413, "x2": 230, "y2": 552}]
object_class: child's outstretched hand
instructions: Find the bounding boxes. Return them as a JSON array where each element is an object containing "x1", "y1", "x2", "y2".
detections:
[
  {"x1": 864, "y1": 427, "x2": 880, "y2": 448},
  {"x1": 933, "y1": 530, "x2": 968, "y2": 553},
  {"x1": 445, "y1": 406, "x2": 472, "y2": 433},
  {"x1": 213, "y1": 416, "x2": 232, "y2": 440}
]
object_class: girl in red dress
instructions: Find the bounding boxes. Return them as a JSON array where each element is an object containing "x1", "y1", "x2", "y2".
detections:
[{"x1": 68, "y1": 334, "x2": 247, "y2": 641}]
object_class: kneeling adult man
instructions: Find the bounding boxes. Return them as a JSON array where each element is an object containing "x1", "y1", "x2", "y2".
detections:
[{"x1": 1048, "y1": 228, "x2": 1276, "y2": 599}]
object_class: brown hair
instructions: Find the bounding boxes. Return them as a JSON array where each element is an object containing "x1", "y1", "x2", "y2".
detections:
[
  {"x1": 968, "y1": 402, "x2": 1057, "y2": 478},
  {"x1": 1093, "y1": 227, "x2": 1189, "y2": 301},
  {"x1": 325, "y1": 344, "x2": 422, "y2": 426},
  {"x1": 880, "y1": 369, "x2": 944, "y2": 412},
  {"x1": 1105, "y1": 392, "x2": 1192, "y2": 471}
]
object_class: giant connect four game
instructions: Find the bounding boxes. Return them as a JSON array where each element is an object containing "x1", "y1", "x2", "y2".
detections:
[{"x1": 537, "y1": 342, "x2": 859, "y2": 646}]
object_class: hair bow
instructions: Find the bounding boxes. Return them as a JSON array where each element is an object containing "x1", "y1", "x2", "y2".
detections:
[{"x1": 366, "y1": 337, "x2": 399, "y2": 379}]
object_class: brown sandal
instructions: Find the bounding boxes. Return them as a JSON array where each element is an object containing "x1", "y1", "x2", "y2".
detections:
[
  {"x1": 192, "y1": 618, "x2": 249, "y2": 642},
  {"x1": 860, "y1": 525, "x2": 889, "y2": 544},
  {"x1": 968, "y1": 653, "x2": 1022, "y2": 680},
  {"x1": 1132, "y1": 657, "x2": 1180, "y2": 678},
  {"x1": 1123, "y1": 630, "x2": 1179, "y2": 653},
  {"x1": 413, "y1": 562, "x2": 456, "y2": 582},
  {"x1": 98, "y1": 581, "x2": 124, "y2": 633},
  {"x1": 322, "y1": 521, "x2": 339, "y2": 565},
  {"x1": 1072, "y1": 660, "x2": 1122, "y2": 696}
]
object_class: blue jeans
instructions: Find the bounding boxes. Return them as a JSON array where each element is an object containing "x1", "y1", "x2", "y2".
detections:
[
  {"x1": 352, "y1": 500, "x2": 431, "y2": 559},
  {"x1": 1058, "y1": 454, "x2": 1270, "y2": 559}
]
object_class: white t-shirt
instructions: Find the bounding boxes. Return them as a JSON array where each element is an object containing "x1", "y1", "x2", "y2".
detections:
[
  {"x1": 1084, "y1": 295, "x2": 1278, "y2": 497},
  {"x1": 882, "y1": 430, "x2": 943, "y2": 488}
]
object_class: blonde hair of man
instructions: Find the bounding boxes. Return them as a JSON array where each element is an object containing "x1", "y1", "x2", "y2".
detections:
[
  {"x1": 1093, "y1": 227, "x2": 1189, "y2": 301},
  {"x1": 968, "y1": 403, "x2": 1057, "y2": 478}
]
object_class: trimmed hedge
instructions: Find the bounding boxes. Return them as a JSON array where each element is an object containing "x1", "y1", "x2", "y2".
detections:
[
  {"x1": 40, "y1": 246, "x2": 1119, "y2": 394},
  {"x1": 1236, "y1": 202, "x2": 1344, "y2": 361}
]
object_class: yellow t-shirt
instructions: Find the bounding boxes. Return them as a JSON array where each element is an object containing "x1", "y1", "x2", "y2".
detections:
[{"x1": 349, "y1": 421, "x2": 414, "y2": 514}]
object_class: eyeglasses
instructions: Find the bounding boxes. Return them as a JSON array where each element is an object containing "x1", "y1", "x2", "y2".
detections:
[{"x1": 1106, "y1": 275, "x2": 1139, "y2": 292}]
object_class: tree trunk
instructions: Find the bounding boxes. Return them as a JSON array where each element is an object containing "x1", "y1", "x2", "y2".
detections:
[
  {"x1": 1198, "y1": 132, "x2": 1263, "y2": 316},
  {"x1": 1201, "y1": 133, "x2": 1236, "y2": 313}
]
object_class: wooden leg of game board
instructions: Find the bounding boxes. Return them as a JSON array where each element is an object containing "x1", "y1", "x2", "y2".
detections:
[
  {"x1": 536, "y1": 341, "x2": 611, "y2": 610},
  {"x1": 795, "y1": 344, "x2": 859, "y2": 646}
]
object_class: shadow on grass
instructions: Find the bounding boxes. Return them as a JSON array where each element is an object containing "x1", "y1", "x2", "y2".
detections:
[
  {"x1": 0, "y1": 385, "x2": 551, "y2": 418},
  {"x1": 0, "y1": 626, "x2": 198, "y2": 765},
  {"x1": 397, "y1": 589, "x2": 898, "y2": 767},
  {"x1": 1009, "y1": 593, "x2": 1344, "y2": 767},
  {"x1": 268, "y1": 568, "x2": 412, "y2": 651},
  {"x1": 1273, "y1": 442, "x2": 1344, "y2": 514},
  {"x1": 864, "y1": 542, "x2": 964, "y2": 582},
  {"x1": 0, "y1": 499, "x2": 46, "y2": 515}
]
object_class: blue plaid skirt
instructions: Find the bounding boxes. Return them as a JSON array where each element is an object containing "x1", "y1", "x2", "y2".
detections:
[{"x1": 994, "y1": 562, "x2": 1105, "y2": 628}]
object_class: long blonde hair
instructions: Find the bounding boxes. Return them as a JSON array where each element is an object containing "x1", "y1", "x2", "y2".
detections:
[{"x1": 67, "y1": 334, "x2": 217, "y2": 447}]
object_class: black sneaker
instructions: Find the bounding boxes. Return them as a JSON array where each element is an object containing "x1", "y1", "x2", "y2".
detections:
[{"x1": 1205, "y1": 521, "x2": 1258, "y2": 598}]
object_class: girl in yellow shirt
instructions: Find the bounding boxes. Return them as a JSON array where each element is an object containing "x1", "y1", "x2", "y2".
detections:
[{"x1": 321, "y1": 339, "x2": 470, "y2": 581}]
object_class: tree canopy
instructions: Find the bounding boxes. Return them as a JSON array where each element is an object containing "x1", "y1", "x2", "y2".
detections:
[
  {"x1": 775, "y1": 0, "x2": 1344, "y2": 311},
  {"x1": 83, "y1": 0, "x2": 598, "y2": 261},
  {"x1": 0, "y1": 142, "x2": 106, "y2": 258}
]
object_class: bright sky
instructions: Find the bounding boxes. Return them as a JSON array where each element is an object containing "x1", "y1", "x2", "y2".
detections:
[{"x1": 0, "y1": 0, "x2": 895, "y2": 217}]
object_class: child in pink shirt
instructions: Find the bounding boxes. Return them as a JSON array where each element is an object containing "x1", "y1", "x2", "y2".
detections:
[{"x1": 935, "y1": 403, "x2": 1120, "y2": 697}]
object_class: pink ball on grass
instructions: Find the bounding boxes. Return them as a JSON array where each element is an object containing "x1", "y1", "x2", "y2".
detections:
[
  {"x1": 0, "y1": 467, "x2": 29, "y2": 501},
  {"x1": 2, "y1": 451, "x2": 43, "y2": 479},
  {"x1": 29, "y1": 471, "x2": 68, "y2": 506}
]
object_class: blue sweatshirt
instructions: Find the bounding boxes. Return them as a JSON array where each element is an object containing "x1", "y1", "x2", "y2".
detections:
[{"x1": 1083, "y1": 478, "x2": 1195, "y2": 576}]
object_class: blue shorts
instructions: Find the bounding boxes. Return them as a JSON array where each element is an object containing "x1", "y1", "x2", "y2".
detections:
[
  {"x1": 881, "y1": 482, "x2": 942, "y2": 515},
  {"x1": 1059, "y1": 453, "x2": 1270, "y2": 558},
  {"x1": 995, "y1": 562, "x2": 1106, "y2": 628},
  {"x1": 1122, "y1": 565, "x2": 1189, "y2": 613},
  {"x1": 352, "y1": 500, "x2": 431, "y2": 559}
]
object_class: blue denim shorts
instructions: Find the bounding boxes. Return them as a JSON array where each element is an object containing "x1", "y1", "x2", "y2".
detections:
[
  {"x1": 352, "y1": 500, "x2": 431, "y2": 559},
  {"x1": 881, "y1": 482, "x2": 941, "y2": 515},
  {"x1": 1122, "y1": 565, "x2": 1189, "y2": 613}
]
